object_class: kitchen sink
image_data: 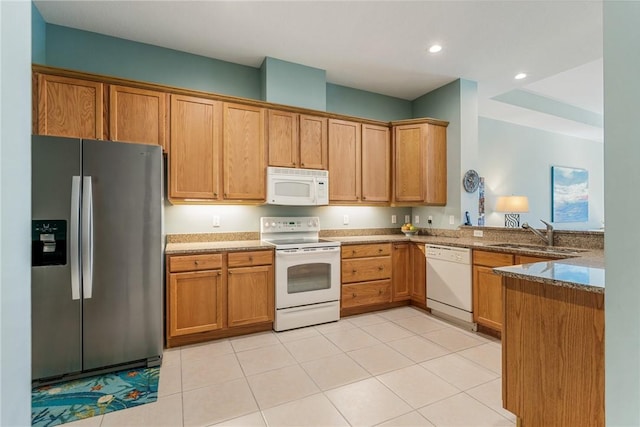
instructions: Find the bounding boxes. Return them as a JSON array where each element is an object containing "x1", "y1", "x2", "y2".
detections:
[{"x1": 485, "y1": 243, "x2": 587, "y2": 256}]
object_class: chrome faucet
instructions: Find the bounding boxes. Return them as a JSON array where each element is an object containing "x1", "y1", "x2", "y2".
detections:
[{"x1": 522, "y1": 220, "x2": 554, "y2": 246}]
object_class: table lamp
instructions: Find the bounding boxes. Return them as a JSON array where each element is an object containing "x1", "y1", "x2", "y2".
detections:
[{"x1": 496, "y1": 196, "x2": 529, "y2": 227}]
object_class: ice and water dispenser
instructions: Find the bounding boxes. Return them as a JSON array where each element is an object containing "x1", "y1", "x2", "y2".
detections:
[{"x1": 32, "y1": 220, "x2": 66, "y2": 266}]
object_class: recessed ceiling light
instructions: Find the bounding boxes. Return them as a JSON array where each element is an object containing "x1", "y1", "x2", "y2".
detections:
[
  {"x1": 428, "y1": 45, "x2": 442, "y2": 53},
  {"x1": 515, "y1": 73, "x2": 527, "y2": 80}
]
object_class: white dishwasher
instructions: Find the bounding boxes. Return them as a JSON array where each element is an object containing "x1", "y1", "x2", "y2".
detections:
[{"x1": 425, "y1": 244, "x2": 475, "y2": 329}]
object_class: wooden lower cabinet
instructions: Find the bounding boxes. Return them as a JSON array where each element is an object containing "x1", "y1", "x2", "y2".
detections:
[
  {"x1": 166, "y1": 250, "x2": 274, "y2": 347},
  {"x1": 342, "y1": 280, "x2": 392, "y2": 309},
  {"x1": 341, "y1": 243, "x2": 392, "y2": 314},
  {"x1": 503, "y1": 276, "x2": 604, "y2": 426},
  {"x1": 228, "y1": 264, "x2": 274, "y2": 328},
  {"x1": 392, "y1": 243, "x2": 411, "y2": 301},
  {"x1": 472, "y1": 250, "x2": 514, "y2": 333},
  {"x1": 168, "y1": 270, "x2": 224, "y2": 337},
  {"x1": 410, "y1": 243, "x2": 426, "y2": 307}
]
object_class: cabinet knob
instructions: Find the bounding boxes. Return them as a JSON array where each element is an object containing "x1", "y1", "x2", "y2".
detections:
[
  {"x1": 249, "y1": 256, "x2": 253, "y2": 261},
  {"x1": 352, "y1": 269, "x2": 357, "y2": 274},
  {"x1": 301, "y1": 162, "x2": 305, "y2": 166},
  {"x1": 363, "y1": 196, "x2": 366, "y2": 200},
  {"x1": 352, "y1": 293, "x2": 357, "y2": 298},
  {"x1": 378, "y1": 248, "x2": 383, "y2": 252},
  {"x1": 292, "y1": 162, "x2": 296, "y2": 166},
  {"x1": 378, "y1": 289, "x2": 383, "y2": 295},
  {"x1": 194, "y1": 260, "x2": 199, "y2": 266},
  {"x1": 224, "y1": 193, "x2": 228, "y2": 198},
  {"x1": 214, "y1": 192, "x2": 218, "y2": 197},
  {"x1": 378, "y1": 266, "x2": 384, "y2": 271}
]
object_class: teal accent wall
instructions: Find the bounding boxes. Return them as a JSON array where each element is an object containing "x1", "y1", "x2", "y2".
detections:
[
  {"x1": 31, "y1": 2, "x2": 46, "y2": 64},
  {"x1": 604, "y1": 2, "x2": 640, "y2": 424},
  {"x1": 326, "y1": 83, "x2": 412, "y2": 121},
  {"x1": 261, "y1": 57, "x2": 326, "y2": 110},
  {"x1": 45, "y1": 24, "x2": 261, "y2": 99}
]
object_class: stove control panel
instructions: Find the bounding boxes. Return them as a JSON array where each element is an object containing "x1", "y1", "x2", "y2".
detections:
[{"x1": 260, "y1": 216, "x2": 320, "y2": 233}]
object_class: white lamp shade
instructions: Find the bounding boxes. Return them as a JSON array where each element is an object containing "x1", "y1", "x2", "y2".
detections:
[{"x1": 496, "y1": 196, "x2": 529, "y2": 213}]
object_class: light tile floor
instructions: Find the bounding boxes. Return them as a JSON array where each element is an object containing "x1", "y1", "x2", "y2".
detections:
[{"x1": 67, "y1": 306, "x2": 516, "y2": 427}]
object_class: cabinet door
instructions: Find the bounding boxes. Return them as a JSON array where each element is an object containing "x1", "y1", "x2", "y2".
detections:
[
  {"x1": 393, "y1": 124, "x2": 426, "y2": 203},
  {"x1": 36, "y1": 74, "x2": 104, "y2": 139},
  {"x1": 425, "y1": 124, "x2": 447, "y2": 205},
  {"x1": 168, "y1": 270, "x2": 224, "y2": 337},
  {"x1": 410, "y1": 243, "x2": 426, "y2": 303},
  {"x1": 268, "y1": 110, "x2": 298, "y2": 168},
  {"x1": 328, "y1": 119, "x2": 361, "y2": 202},
  {"x1": 223, "y1": 103, "x2": 266, "y2": 200},
  {"x1": 299, "y1": 115, "x2": 328, "y2": 170},
  {"x1": 362, "y1": 124, "x2": 391, "y2": 203},
  {"x1": 169, "y1": 95, "x2": 222, "y2": 200},
  {"x1": 110, "y1": 85, "x2": 168, "y2": 151},
  {"x1": 227, "y1": 265, "x2": 274, "y2": 327},
  {"x1": 392, "y1": 243, "x2": 411, "y2": 301},
  {"x1": 516, "y1": 255, "x2": 552, "y2": 264},
  {"x1": 473, "y1": 265, "x2": 503, "y2": 331}
]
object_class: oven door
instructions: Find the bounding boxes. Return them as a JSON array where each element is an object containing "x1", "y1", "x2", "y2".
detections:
[{"x1": 275, "y1": 247, "x2": 340, "y2": 309}]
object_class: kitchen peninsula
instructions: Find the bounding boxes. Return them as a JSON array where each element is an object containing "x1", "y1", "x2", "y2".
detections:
[{"x1": 494, "y1": 257, "x2": 605, "y2": 427}]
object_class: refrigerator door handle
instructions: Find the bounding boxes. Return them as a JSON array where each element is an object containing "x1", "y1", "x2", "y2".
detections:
[
  {"x1": 70, "y1": 176, "x2": 81, "y2": 300},
  {"x1": 82, "y1": 176, "x2": 94, "y2": 299}
]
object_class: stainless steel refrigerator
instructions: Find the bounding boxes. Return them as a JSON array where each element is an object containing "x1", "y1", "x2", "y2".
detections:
[{"x1": 31, "y1": 135, "x2": 163, "y2": 382}]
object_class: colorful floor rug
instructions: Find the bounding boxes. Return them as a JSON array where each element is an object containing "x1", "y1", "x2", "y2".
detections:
[{"x1": 32, "y1": 367, "x2": 160, "y2": 427}]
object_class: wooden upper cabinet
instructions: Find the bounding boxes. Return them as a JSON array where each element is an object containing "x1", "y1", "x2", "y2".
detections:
[
  {"x1": 109, "y1": 85, "x2": 168, "y2": 151},
  {"x1": 169, "y1": 94, "x2": 222, "y2": 200},
  {"x1": 328, "y1": 119, "x2": 361, "y2": 202},
  {"x1": 299, "y1": 115, "x2": 328, "y2": 170},
  {"x1": 35, "y1": 73, "x2": 104, "y2": 139},
  {"x1": 268, "y1": 111, "x2": 327, "y2": 170},
  {"x1": 361, "y1": 124, "x2": 391, "y2": 203},
  {"x1": 268, "y1": 110, "x2": 298, "y2": 168},
  {"x1": 223, "y1": 103, "x2": 266, "y2": 201},
  {"x1": 425, "y1": 123, "x2": 447, "y2": 205},
  {"x1": 393, "y1": 123, "x2": 425, "y2": 203}
]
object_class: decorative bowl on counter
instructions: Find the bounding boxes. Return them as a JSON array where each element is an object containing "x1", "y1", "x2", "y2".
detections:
[{"x1": 402, "y1": 230, "x2": 418, "y2": 237}]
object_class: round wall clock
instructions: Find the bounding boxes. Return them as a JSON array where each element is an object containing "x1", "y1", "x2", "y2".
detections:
[{"x1": 463, "y1": 169, "x2": 480, "y2": 193}]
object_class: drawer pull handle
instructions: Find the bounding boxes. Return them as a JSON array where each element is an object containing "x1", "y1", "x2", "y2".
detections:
[
  {"x1": 378, "y1": 289, "x2": 383, "y2": 295},
  {"x1": 378, "y1": 248, "x2": 383, "y2": 252},
  {"x1": 352, "y1": 269, "x2": 357, "y2": 274}
]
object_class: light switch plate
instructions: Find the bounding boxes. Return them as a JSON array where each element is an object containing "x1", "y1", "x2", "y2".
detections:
[
  {"x1": 414, "y1": 215, "x2": 420, "y2": 224},
  {"x1": 391, "y1": 215, "x2": 397, "y2": 224},
  {"x1": 405, "y1": 215, "x2": 411, "y2": 224},
  {"x1": 212, "y1": 215, "x2": 220, "y2": 227},
  {"x1": 343, "y1": 214, "x2": 349, "y2": 225},
  {"x1": 449, "y1": 215, "x2": 455, "y2": 225}
]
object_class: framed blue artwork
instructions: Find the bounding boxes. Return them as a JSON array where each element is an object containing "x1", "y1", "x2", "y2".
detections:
[{"x1": 551, "y1": 166, "x2": 588, "y2": 223}]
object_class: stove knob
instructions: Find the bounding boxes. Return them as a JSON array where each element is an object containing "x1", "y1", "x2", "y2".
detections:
[
  {"x1": 271, "y1": 222, "x2": 276, "y2": 228},
  {"x1": 263, "y1": 221, "x2": 270, "y2": 228}
]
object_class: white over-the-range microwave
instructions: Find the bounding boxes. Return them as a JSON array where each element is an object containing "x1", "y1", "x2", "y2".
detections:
[{"x1": 266, "y1": 166, "x2": 329, "y2": 206}]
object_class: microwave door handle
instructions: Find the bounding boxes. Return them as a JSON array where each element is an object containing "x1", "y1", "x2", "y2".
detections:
[{"x1": 311, "y1": 177, "x2": 317, "y2": 204}]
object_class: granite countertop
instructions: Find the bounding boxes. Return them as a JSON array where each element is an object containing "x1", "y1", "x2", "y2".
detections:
[
  {"x1": 165, "y1": 240, "x2": 272, "y2": 255},
  {"x1": 165, "y1": 233, "x2": 605, "y2": 292},
  {"x1": 493, "y1": 256, "x2": 605, "y2": 294}
]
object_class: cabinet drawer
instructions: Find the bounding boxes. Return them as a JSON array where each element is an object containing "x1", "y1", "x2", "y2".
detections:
[
  {"x1": 342, "y1": 280, "x2": 391, "y2": 308},
  {"x1": 342, "y1": 243, "x2": 391, "y2": 259},
  {"x1": 169, "y1": 254, "x2": 223, "y2": 272},
  {"x1": 342, "y1": 257, "x2": 392, "y2": 283},
  {"x1": 228, "y1": 250, "x2": 273, "y2": 267},
  {"x1": 473, "y1": 250, "x2": 514, "y2": 268}
]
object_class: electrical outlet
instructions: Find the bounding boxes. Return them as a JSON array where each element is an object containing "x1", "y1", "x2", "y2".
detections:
[
  {"x1": 391, "y1": 215, "x2": 397, "y2": 224},
  {"x1": 473, "y1": 230, "x2": 484, "y2": 237},
  {"x1": 449, "y1": 215, "x2": 455, "y2": 225},
  {"x1": 428, "y1": 215, "x2": 433, "y2": 224},
  {"x1": 414, "y1": 215, "x2": 420, "y2": 224},
  {"x1": 212, "y1": 215, "x2": 220, "y2": 227},
  {"x1": 343, "y1": 214, "x2": 349, "y2": 225},
  {"x1": 405, "y1": 214, "x2": 410, "y2": 224}
]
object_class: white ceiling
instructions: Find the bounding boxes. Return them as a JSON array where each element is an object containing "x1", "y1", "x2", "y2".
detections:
[{"x1": 34, "y1": 0, "x2": 604, "y2": 141}]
